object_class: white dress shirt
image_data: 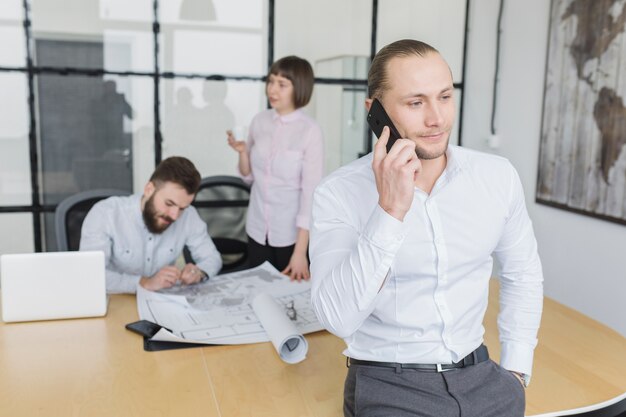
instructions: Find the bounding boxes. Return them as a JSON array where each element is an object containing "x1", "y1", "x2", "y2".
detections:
[
  {"x1": 80, "y1": 194, "x2": 222, "y2": 294},
  {"x1": 240, "y1": 109, "x2": 324, "y2": 247},
  {"x1": 310, "y1": 145, "x2": 543, "y2": 376}
]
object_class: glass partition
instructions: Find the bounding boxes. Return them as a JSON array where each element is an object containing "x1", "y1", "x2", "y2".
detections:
[
  {"x1": 159, "y1": 0, "x2": 267, "y2": 76},
  {"x1": 0, "y1": 73, "x2": 31, "y2": 206},
  {"x1": 275, "y1": 0, "x2": 371, "y2": 79},
  {"x1": 35, "y1": 73, "x2": 154, "y2": 202},
  {"x1": 30, "y1": 0, "x2": 154, "y2": 72},
  {"x1": 377, "y1": 0, "x2": 467, "y2": 81},
  {"x1": 160, "y1": 78, "x2": 265, "y2": 177},
  {"x1": 307, "y1": 85, "x2": 368, "y2": 174},
  {"x1": 0, "y1": 214, "x2": 34, "y2": 255},
  {"x1": 0, "y1": 0, "x2": 469, "y2": 253},
  {"x1": 0, "y1": 0, "x2": 26, "y2": 67}
]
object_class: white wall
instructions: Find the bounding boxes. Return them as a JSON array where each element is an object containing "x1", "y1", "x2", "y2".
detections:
[{"x1": 462, "y1": 0, "x2": 626, "y2": 336}]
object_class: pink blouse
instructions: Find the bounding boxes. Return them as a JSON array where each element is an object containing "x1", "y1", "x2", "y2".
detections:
[{"x1": 241, "y1": 109, "x2": 324, "y2": 247}]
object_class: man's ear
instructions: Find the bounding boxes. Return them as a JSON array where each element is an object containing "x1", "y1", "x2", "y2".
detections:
[
  {"x1": 144, "y1": 181, "x2": 155, "y2": 199},
  {"x1": 364, "y1": 98, "x2": 373, "y2": 112}
]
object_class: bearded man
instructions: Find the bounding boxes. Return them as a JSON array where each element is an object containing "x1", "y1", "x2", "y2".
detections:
[{"x1": 80, "y1": 156, "x2": 222, "y2": 293}]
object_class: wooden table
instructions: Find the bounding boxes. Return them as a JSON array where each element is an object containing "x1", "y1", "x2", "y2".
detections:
[{"x1": 0, "y1": 281, "x2": 624, "y2": 417}]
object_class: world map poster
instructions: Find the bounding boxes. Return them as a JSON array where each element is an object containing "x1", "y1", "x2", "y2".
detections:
[{"x1": 537, "y1": 0, "x2": 626, "y2": 225}]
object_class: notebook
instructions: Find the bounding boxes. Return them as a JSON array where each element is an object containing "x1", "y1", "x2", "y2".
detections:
[{"x1": 0, "y1": 251, "x2": 107, "y2": 323}]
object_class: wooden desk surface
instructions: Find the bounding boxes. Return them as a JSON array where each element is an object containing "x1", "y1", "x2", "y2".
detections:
[{"x1": 0, "y1": 281, "x2": 624, "y2": 417}]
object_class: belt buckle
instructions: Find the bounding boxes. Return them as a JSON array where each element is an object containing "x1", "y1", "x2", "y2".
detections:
[{"x1": 436, "y1": 363, "x2": 446, "y2": 373}]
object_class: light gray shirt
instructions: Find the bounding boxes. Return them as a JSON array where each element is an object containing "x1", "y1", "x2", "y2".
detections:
[
  {"x1": 310, "y1": 145, "x2": 543, "y2": 377},
  {"x1": 80, "y1": 194, "x2": 222, "y2": 294}
]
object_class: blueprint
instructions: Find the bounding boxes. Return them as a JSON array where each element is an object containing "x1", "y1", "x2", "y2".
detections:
[{"x1": 136, "y1": 262, "x2": 323, "y2": 348}]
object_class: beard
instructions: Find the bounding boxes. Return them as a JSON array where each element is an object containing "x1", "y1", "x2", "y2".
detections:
[
  {"x1": 413, "y1": 129, "x2": 452, "y2": 160},
  {"x1": 142, "y1": 194, "x2": 174, "y2": 234}
]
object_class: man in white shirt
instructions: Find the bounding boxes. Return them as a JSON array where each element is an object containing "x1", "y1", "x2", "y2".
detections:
[
  {"x1": 310, "y1": 39, "x2": 543, "y2": 417},
  {"x1": 80, "y1": 156, "x2": 222, "y2": 294}
]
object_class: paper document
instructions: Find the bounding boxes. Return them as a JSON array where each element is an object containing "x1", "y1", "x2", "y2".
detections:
[
  {"x1": 136, "y1": 262, "x2": 322, "y2": 363},
  {"x1": 252, "y1": 292, "x2": 308, "y2": 363}
]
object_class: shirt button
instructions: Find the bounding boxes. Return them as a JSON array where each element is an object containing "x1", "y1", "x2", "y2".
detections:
[{"x1": 147, "y1": 258, "x2": 150, "y2": 261}]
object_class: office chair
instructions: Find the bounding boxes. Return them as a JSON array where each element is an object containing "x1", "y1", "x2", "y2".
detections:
[
  {"x1": 55, "y1": 189, "x2": 130, "y2": 251},
  {"x1": 187, "y1": 175, "x2": 251, "y2": 273}
]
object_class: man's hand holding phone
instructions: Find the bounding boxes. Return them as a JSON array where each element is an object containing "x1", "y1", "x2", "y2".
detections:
[{"x1": 372, "y1": 126, "x2": 421, "y2": 222}]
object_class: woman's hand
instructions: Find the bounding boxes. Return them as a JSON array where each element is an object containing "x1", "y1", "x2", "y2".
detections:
[
  {"x1": 227, "y1": 130, "x2": 252, "y2": 176},
  {"x1": 226, "y1": 130, "x2": 247, "y2": 154},
  {"x1": 281, "y1": 252, "x2": 310, "y2": 282}
]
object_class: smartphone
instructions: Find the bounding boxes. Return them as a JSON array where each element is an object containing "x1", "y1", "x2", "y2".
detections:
[
  {"x1": 367, "y1": 98, "x2": 402, "y2": 153},
  {"x1": 125, "y1": 319, "x2": 168, "y2": 338}
]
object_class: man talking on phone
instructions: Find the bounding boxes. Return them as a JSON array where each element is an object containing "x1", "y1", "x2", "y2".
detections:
[{"x1": 309, "y1": 39, "x2": 543, "y2": 417}]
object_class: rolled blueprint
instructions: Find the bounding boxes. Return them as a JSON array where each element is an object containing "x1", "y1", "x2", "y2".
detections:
[{"x1": 251, "y1": 292, "x2": 308, "y2": 364}]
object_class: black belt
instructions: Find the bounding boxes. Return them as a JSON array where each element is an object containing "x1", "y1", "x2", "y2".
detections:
[{"x1": 347, "y1": 344, "x2": 489, "y2": 373}]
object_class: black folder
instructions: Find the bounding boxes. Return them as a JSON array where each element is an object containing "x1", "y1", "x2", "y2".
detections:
[{"x1": 125, "y1": 319, "x2": 210, "y2": 352}]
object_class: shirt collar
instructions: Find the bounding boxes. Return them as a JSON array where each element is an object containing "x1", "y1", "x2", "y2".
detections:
[
  {"x1": 272, "y1": 108, "x2": 304, "y2": 123},
  {"x1": 428, "y1": 145, "x2": 465, "y2": 194},
  {"x1": 443, "y1": 144, "x2": 465, "y2": 179}
]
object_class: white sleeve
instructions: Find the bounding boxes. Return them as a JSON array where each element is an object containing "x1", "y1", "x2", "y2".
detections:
[
  {"x1": 79, "y1": 203, "x2": 141, "y2": 294},
  {"x1": 493, "y1": 165, "x2": 544, "y2": 376},
  {"x1": 184, "y1": 207, "x2": 222, "y2": 279},
  {"x1": 309, "y1": 184, "x2": 407, "y2": 338}
]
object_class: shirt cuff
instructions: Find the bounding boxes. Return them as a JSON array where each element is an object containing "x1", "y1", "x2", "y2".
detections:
[
  {"x1": 239, "y1": 171, "x2": 253, "y2": 184},
  {"x1": 296, "y1": 214, "x2": 310, "y2": 230},
  {"x1": 110, "y1": 273, "x2": 142, "y2": 294},
  {"x1": 199, "y1": 269, "x2": 210, "y2": 282},
  {"x1": 500, "y1": 341, "x2": 535, "y2": 377},
  {"x1": 130, "y1": 274, "x2": 143, "y2": 293}
]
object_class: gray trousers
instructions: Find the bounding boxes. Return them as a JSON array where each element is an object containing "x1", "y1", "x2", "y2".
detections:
[{"x1": 344, "y1": 359, "x2": 525, "y2": 417}]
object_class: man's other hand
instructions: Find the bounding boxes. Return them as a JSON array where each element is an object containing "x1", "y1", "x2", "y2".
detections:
[{"x1": 139, "y1": 266, "x2": 181, "y2": 291}]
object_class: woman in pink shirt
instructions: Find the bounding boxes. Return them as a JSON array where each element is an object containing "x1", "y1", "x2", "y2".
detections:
[{"x1": 227, "y1": 56, "x2": 324, "y2": 281}]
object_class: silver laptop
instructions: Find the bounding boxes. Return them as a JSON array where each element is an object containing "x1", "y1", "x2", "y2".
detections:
[{"x1": 1, "y1": 251, "x2": 107, "y2": 323}]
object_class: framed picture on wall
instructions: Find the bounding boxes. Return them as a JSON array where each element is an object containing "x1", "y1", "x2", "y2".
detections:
[{"x1": 537, "y1": 0, "x2": 626, "y2": 225}]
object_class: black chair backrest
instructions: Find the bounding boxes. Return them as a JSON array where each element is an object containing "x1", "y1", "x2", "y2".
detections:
[
  {"x1": 55, "y1": 189, "x2": 130, "y2": 251},
  {"x1": 190, "y1": 176, "x2": 251, "y2": 272}
]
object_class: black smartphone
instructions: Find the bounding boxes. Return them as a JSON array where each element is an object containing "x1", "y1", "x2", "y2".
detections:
[
  {"x1": 367, "y1": 98, "x2": 402, "y2": 153},
  {"x1": 125, "y1": 319, "x2": 168, "y2": 338}
]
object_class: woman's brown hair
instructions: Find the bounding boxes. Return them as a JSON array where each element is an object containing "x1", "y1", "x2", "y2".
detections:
[{"x1": 268, "y1": 56, "x2": 315, "y2": 108}]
